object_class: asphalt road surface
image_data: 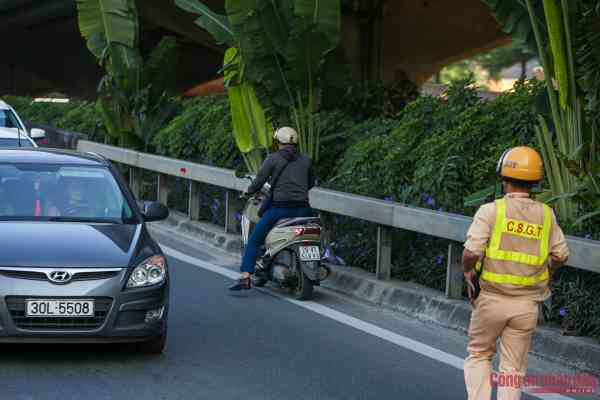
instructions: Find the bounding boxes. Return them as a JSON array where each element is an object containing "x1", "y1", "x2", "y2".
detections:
[{"x1": 0, "y1": 227, "x2": 595, "y2": 400}]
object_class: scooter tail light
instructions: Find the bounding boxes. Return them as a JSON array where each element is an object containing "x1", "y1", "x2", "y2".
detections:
[
  {"x1": 294, "y1": 227, "x2": 320, "y2": 236},
  {"x1": 304, "y1": 227, "x2": 321, "y2": 235}
]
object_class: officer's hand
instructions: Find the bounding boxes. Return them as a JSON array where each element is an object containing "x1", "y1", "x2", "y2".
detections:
[{"x1": 464, "y1": 269, "x2": 477, "y2": 305}]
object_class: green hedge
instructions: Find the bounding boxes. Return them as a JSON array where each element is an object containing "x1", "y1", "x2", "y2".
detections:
[
  {"x1": 153, "y1": 96, "x2": 242, "y2": 169},
  {"x1": 327, "y1": 79, "x2": 544, "y2": 211},
  {"x1": 1, "y1": 96, "x2": 106, "y2": 141}
]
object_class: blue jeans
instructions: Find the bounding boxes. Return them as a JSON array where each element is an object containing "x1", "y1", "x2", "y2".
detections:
[{"x1": 241, "y1": 207, "x2": 313, "y2": 274}]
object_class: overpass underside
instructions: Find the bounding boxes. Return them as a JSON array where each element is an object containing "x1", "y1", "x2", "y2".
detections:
[
  {"x1": 0, "y1": 0, "x2": 225, "y2": 98},
  {"x1": 0, "y1": 0, "x2": 509, "y2": 97}
]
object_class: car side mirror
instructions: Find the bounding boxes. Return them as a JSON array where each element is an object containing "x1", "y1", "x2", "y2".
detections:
[
  {"x1": 142, "y1": 201, "x2": 169, "y2": 222},
  {"x1": 30, "y1": 128, "x2": 46, "y2": 140}
]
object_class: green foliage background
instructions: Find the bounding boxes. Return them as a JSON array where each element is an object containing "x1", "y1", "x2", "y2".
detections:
[
  {"x1": 5, "y1": 78, "x2": 600, "y2": 340},
  {"x1": 153, "y1": 96, "x2": 241, "y2": 169},
  {"x1": 328, "y1": 79, "x2": 545, "y2": 211}
]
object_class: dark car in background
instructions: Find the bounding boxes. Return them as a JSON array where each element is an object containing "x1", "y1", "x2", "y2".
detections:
[{"x1": 0, "y1": 149, "x2": 170, "y2": 353}]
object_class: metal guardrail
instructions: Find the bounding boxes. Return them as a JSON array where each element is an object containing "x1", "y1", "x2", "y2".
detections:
[{"x1": 77, "y1": 140, "x2": 600, "y2": 298}]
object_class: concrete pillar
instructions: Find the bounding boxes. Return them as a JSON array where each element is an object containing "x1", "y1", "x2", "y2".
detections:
[
  {"x1": 188, "y1": 181, "x2": 201, "y2": 221},
  {"x1": 375, "y1": 225, "x2": 392, "y2": 280},
  {"x1": 157, "y1": 174, "x2": 169, "y2": 206},
  {"x1": 445, "y1": 242, "x2": 464, "y2": 299}
]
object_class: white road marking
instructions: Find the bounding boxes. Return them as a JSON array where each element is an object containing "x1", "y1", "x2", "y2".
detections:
[{"x1": 161, "y1": 244, "x2": 576, "y2": 400}]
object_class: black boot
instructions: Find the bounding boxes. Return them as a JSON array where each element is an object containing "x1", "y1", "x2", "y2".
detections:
[{"x1": 228, "y1": 276, "x2": 252, "y2": 291}]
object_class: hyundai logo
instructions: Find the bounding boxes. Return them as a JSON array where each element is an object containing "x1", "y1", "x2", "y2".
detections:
[{"x1": 48, "y1": 271, "x2": 73, "y2": 284}]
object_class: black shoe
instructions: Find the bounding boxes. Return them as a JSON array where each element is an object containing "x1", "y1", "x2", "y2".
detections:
[{"x1": 228, "y1": 277, "x2": 251, "y2": 291}]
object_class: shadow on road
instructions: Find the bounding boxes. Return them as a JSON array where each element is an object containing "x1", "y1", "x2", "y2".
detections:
[{"x1": 0, "y1": 343, "x2": 161, "y2": 362}]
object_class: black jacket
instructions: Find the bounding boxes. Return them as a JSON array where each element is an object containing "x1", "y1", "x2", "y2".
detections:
[{"x1": 247, "y1": 146, "x2": 315, "y2": 208}]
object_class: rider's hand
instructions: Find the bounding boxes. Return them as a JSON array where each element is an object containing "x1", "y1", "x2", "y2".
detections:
[{"x1": 464, "y1": 269, "x2": 477, "y2": 305}]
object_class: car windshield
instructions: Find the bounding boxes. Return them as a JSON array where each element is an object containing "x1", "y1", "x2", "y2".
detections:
[
  {"x1": 0, "y1": 138, "x2": 34, "y2": 148},
  {"x1": 0, "y1": 164, "x2": 136, "y2": 224},
  {"x1": 0, "y1": 109, "x2": 23, "y2": 129}
]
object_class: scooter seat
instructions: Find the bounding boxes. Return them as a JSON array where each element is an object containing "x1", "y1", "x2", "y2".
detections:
[{"x1": 275, "y1": 217, "x2": 320, "y2": 227}]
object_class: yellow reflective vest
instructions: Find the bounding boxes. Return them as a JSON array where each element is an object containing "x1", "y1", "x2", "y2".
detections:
[{"x1": 475, "y1": 198, "x2": 552, "y2": 286}]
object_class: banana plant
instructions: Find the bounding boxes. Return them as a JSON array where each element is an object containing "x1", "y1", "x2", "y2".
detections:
[
  {"x1": 175, "y1": 0, "x2": 341, "y2": 164},
  {"x1": 175, "y1": 0, "x2": 273, "y2": 173},
  {"x1": 131, "y1": 36, "x2": 181, "y2": 151},
  {"x1": 525, "y1": 0, "x2": 583, "y2": 220},
  {"x1": 77, "y1": 0, "x2": 181, "y2": 150},
  {"x1": 223, "y1": 48, "x2": 273, "y2": 173},
  {"x1": 483, "y1": 0, "x2": 600, "y2": 222},
  {"x1": 76, "y1": 0, "x2": 142, "y2": 148}
]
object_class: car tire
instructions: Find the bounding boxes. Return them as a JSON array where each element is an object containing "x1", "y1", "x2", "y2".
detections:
[{"x1": 138, "y1": 330, "x2": 167, "y2": 354}]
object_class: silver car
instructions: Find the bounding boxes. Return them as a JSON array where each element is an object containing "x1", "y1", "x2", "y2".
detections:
[{"x1": 0, "y1": 148, "x2": 170, "y2": 353}]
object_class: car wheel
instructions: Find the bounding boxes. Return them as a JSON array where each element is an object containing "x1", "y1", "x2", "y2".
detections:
[{"x1": 138, "y1": 330, "x2": 167, "y2": 354}]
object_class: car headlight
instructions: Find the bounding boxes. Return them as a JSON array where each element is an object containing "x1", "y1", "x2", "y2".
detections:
[{"x1": 127, "y1": 255, "x2": 167, "y2": 288}]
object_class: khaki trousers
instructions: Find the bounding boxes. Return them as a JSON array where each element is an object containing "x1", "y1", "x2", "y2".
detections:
[{"x1": 464, "y1": 291, "x2": 539, "y2": 400}]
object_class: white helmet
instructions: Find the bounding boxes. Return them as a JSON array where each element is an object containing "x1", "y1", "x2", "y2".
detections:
[{"x1": 273, "y1": 126, "x2": 298, "y2": 144}]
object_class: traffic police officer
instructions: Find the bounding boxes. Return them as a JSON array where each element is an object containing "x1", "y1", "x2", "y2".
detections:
[{"x1": 462, "y1": 147, "x2": 569, "y2": 400}]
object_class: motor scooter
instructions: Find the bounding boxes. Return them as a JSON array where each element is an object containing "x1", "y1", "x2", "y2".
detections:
[{"x1": 239, "y1": 182, "x2": 329, "y2": 300}]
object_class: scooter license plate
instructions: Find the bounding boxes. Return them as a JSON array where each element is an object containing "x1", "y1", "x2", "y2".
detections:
[{"x1": 299, "y1": 246, "x2": 320, "y2": 261}]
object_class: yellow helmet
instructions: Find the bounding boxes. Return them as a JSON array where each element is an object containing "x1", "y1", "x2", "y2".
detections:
[{"x1": 497, "y1": 146, "x2": 544, "y2": 182}]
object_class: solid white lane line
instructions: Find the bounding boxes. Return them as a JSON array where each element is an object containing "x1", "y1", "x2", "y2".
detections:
[{"x1": 161, "y1": 244, "x2": 576, "y2": 400}]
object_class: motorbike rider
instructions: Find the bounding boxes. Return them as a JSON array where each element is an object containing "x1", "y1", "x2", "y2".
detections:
[{"x1": 229, "y1": 127, "x2": 315, "y2": 291}]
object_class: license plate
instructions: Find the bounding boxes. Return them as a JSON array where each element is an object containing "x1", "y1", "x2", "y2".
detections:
[
  {"x1": 299, "y1": 246, "x2": 321, "y2": 261},
  {"x1": 26, "y1": 299, "x2": 94, "y2": 317}
]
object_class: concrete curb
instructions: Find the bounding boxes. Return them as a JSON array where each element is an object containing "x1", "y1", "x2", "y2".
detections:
[
  {"x1": 159, "y1": 213, "x2": 600, "y2": 376},
  {"x1": 159, "y1": 211, "x2": 243, "y2": 254}
]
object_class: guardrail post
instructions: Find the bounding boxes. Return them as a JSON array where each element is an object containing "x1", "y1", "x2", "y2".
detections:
[
  {"x1": 376, "y1": 226, "x2": 392, "y2": 280},
  {"x1": 225, "y1": 190, "x2": 242, "y2": 234},
  {"x1": 319, "y1": 212, "x2": 333, "y2": 248},
  {"x1": 188, "y1": 181, "x2": 201, "y2": 221},
  {"x1": 445, "y1": 242, "x2": 464, "y2": 299},
  {"x1": 128, "y1": 167, "x2": 141, "y2": 199},
  {"x1": 157, "y1": 174, "x2": 169, "y2": 206}
]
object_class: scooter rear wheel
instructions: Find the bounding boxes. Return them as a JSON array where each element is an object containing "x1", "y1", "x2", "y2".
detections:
[
  {"x1": 290, "y1": 256, "x2": 314, "y2": 301},
  {"x1": 252, "y1": 276, "x2": 268, "y2": 287}
]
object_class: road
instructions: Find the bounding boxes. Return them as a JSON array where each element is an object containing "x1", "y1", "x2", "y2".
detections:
[{"x1": 0, "y1": 227, "x2": 595, "y2": 400}]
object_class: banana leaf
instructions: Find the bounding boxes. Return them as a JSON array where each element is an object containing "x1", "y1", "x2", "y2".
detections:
[
  {"x1": 286, "y1": 0, "x2": 341, "y2": 92},
  {"x1": 225, "y1": 0, "x2": 292, "y2": 107},
  {"x1": 228, "y1": 83, "x2": 272, "y2": 153},
  {"x1": 143, "y1": 36, "x2": 179, "y2": 95},
  {"x1": 574, "y1": 210, "x2": 600, "y2": 225},
  {"x1": 481, "y1": 0, "x2": 546, "y2": 51},
  {"x1": 76, "y1": 0, "x2": 139, "y2": 59},
  {"x1": 463, "y1": 184, "x2": 498, "y2": 207},
  {"x1": 294, "y1": 0, "x2": 341, "y2": 49},
  {"x1": 543, "y1": 0, "x2": 569, "y2": 109},
  {"x1": 175, "y1": 0, "x2": 234, "y2": 45}
]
